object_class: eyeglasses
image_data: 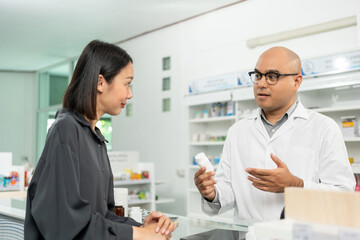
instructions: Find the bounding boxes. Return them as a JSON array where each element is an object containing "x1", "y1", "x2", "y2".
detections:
[{"x1": 248, "y1": 71, "x2": 298, "y2": 85}]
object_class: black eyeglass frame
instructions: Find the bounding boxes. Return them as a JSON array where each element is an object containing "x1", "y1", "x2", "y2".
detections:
[{"x1": 248, "y1": 71, "x2": 298, "y2": 85}]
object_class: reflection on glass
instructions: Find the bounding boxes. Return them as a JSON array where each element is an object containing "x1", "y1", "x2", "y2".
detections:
[
  {"x1": 37, "y1": 110, "x2": 58, "y2": 160},
  {"x1": 37, "y1": 112, "x2": 113, "y2": 159},
  {"x1": 39, "y1": 63, "x2": 69, "y2": 108},
  {"x1": 96, "y1": 117, "x2": 112, "y2": 151}
]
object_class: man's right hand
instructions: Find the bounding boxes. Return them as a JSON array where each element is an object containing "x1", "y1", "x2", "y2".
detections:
[{"x1": 194, "y1": 167, "x2": 217, "y2": 201}]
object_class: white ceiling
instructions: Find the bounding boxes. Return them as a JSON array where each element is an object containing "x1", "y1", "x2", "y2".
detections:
[{"x1": 0, "y1": 0, "x2": 242, "y2": 72}]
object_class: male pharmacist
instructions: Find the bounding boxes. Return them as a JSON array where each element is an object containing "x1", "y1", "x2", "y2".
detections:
[{"x1": 194, "y1": 46, "x2": 355, "y2": 222}]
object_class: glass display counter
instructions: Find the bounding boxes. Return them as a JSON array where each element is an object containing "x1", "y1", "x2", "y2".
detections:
[{"x1": 0, "y1": 197, "x2": 248, "y2": 240}]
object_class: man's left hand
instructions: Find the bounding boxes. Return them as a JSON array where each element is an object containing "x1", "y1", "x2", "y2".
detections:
[{"x1": 245, "y1": 153, "x2": 303, "y2": 193}]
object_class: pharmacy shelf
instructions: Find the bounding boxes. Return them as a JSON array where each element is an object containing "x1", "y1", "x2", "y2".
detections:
[
  {"x1": 189, "y1": 141, "x2": 225, "y2": 146},
  {"x1": 344, "y1": 137, "x2": 360, "y2": 142},
  {"x1": 0, "y1": 187, "x2": 21, "y2": 192},
  {"x1": 114, "y1": 179, "x2": 152, "y2": 187},
  {"x1": 352, "y1": 164, "x2": 360, "y2": 174},
  {"x1": 128, "y1": 199, "x2": 152, "y2": 205},
  {"x1": 155, "y1": 198, "x2": 175, "y2": 204},
  {"x1": 189, "y1": 115, "x2": 236, "y2": 123},
  {"x1": 312, "y1": 105, "x2": 360, "y2": 113}
]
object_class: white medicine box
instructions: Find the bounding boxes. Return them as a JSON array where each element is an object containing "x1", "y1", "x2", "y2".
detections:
[{"x1": 340, "y1": 116, "x2": 359, "y2": 138}]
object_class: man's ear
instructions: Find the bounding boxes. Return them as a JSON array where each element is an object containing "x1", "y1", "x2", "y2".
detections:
[
  {"x1": 97, "y1": 74, "x2": 105, "y2": 93},
  {"x1": 294, "y1": 74, "x2": 302, "y2": 90}
]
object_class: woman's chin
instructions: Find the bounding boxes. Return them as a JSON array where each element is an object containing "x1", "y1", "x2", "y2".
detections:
[{"x1": 107, "y1": 109, "x2": 122, "y2": 116}]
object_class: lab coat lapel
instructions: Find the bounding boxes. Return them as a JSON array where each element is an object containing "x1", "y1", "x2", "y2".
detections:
[
  {"x1": 251, "y1": 111, "x2": 270, "y2": 140},
  {"x1": 269, "y1": 101, "x2": 309, "y2": 142},
  {"x1": 270, "y1": 117, "x2": 294, "y2": 142}
]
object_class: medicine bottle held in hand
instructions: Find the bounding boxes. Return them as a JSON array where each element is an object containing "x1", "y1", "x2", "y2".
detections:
[{"x1": 195, "y1": 152, "x2": 214, "y2": 172}]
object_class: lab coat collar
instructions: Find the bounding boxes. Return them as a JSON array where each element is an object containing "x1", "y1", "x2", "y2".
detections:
[
  {"x1": 247, "y1": 100, "x2": 309, "y2": 121},
  {"x1": 247, "y1": 100, "x2": 309, "y2": 141},
  {"x1": 290, "y1": 101, "x2": 309, "y2": 120}
]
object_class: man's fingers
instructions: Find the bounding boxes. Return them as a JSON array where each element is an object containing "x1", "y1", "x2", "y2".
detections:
[
  {"x1": 246, "y1": 168, "x2": 272, "y2": 177},
  {"x1": 202, "y1": 186, "x2": 215, "y2": 195},
  {"x1": 252, "y1": 182, "x2": 271, "y2": 192},
  {"x1": 199, "y1": 178, "x2": 216, "y2": 188},
  {"x1": 194, "y1": 171, "x2": 215, "y2": 185},
  {"x1": 198, "y1": 181, "x2": 216, "y2": 197},
  {"x1": 194, "y1": 170, "x2": 214, "y2": 182},
  {"x1": 248, "y1": 175, "x2": 270, "y2": 186},
  {"x1": 270, "y1": 153, "x2": 285, "y2": 168},
  {"x1": 194, "y1": 167, "x2": 206, "y2": 179}
]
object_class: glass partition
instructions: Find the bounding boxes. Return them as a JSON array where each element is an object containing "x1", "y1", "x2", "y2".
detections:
[{"x1": 38, "y1": 63, "x2": 70, "y2": 108}]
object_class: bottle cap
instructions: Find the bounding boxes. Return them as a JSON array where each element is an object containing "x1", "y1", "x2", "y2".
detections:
[
  {"x1": 195, "y1": 152, "x2": 207, "y2": 162},
  {"x1": 115, "y1": 200, "x2": 124, "y2": 206}
]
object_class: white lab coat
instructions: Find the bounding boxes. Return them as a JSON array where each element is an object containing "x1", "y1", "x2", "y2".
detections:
[{"x1": 202, "y1": 101, "x2": 355, "y2": 223}]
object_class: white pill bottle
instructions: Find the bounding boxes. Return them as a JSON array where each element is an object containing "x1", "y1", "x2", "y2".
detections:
[{"x1": 195, "y1": 152, "x2": 214, "y2": 172}]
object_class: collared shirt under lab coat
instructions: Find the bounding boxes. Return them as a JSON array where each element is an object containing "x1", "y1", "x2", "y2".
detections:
[{"x1": 201, "y1": 101, "x2": 355, "y2": 223}]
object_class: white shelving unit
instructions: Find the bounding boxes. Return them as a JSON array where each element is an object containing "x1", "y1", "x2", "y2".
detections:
[
  {"x1": 186, "y1": 91, "x2": 240, "y2": 223},
  {"x1": 352, "y1": 163, "x2": 360, "y2": 174},
  {"x1": 155, "y1": 198, "x2": 175, "y2": 204},
  {"x1": 114, "y1": 179, "x2": 152, "y2": 186},
  {"x1": 189, "y1": 141, "x2": 225, "y2": 146},
  {"x1": 344, "y1": 137, "x2": 360, "y2": 142},
  {"x1": 108, "y1": 151, "x2": 156, "y2": 211},
  {"x1": 128, "y1": 199, "x2": 152, "y2": 206},
  {"x1": 314, "y1": 105, "x2": 360, "y2": 113},
  {"x1": 189, "y1": 115, "x2": 236, "y2": 123},
  {"x1": 185, "y1": 69, "x2": 360, "y2": 223}
]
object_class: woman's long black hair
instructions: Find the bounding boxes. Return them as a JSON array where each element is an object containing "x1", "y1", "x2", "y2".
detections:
[{"x1": 63, "y1": 40, "x2": 133, "y2": 120}]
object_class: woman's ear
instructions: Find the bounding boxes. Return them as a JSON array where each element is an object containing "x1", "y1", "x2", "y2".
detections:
[{"x1": 97, "y1": 74, "x2": 105, "y2": 93}]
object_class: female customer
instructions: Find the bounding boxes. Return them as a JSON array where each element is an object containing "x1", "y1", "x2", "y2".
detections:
[{"x1": 25, "y1": 40, "x2": 176, "y2": 240}]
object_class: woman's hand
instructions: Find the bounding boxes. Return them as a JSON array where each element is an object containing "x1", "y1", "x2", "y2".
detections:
[
  {"x1": 143, "y1": 211, "x2": 177, "y2": 236},
  {"x1": 133, "y1": 223, "x2": 171, "y2": 240}
]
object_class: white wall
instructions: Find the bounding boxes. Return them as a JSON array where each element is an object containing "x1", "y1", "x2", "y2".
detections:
[
  {"x1": 0, "y1": 72, "x2": 37, "y2": 166},
  {"x1": 112, "y1": 28, "x2": 188, "y2": 214},
  {"x1": 112, "y1": 0, "x2": 360, "y2": 215}
]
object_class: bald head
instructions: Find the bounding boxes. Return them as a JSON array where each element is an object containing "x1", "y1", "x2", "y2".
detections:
[
  {"x1": 257, "y1": 47, "x2": 302, "y2": 74},
  {"x1": 253, "y1": 46, "x2": 303, "y2": 119}
]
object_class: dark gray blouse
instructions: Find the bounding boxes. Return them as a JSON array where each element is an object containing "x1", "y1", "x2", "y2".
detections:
[{"x1": 25, "y1": 108, "x2": 141, "y2": 240}]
